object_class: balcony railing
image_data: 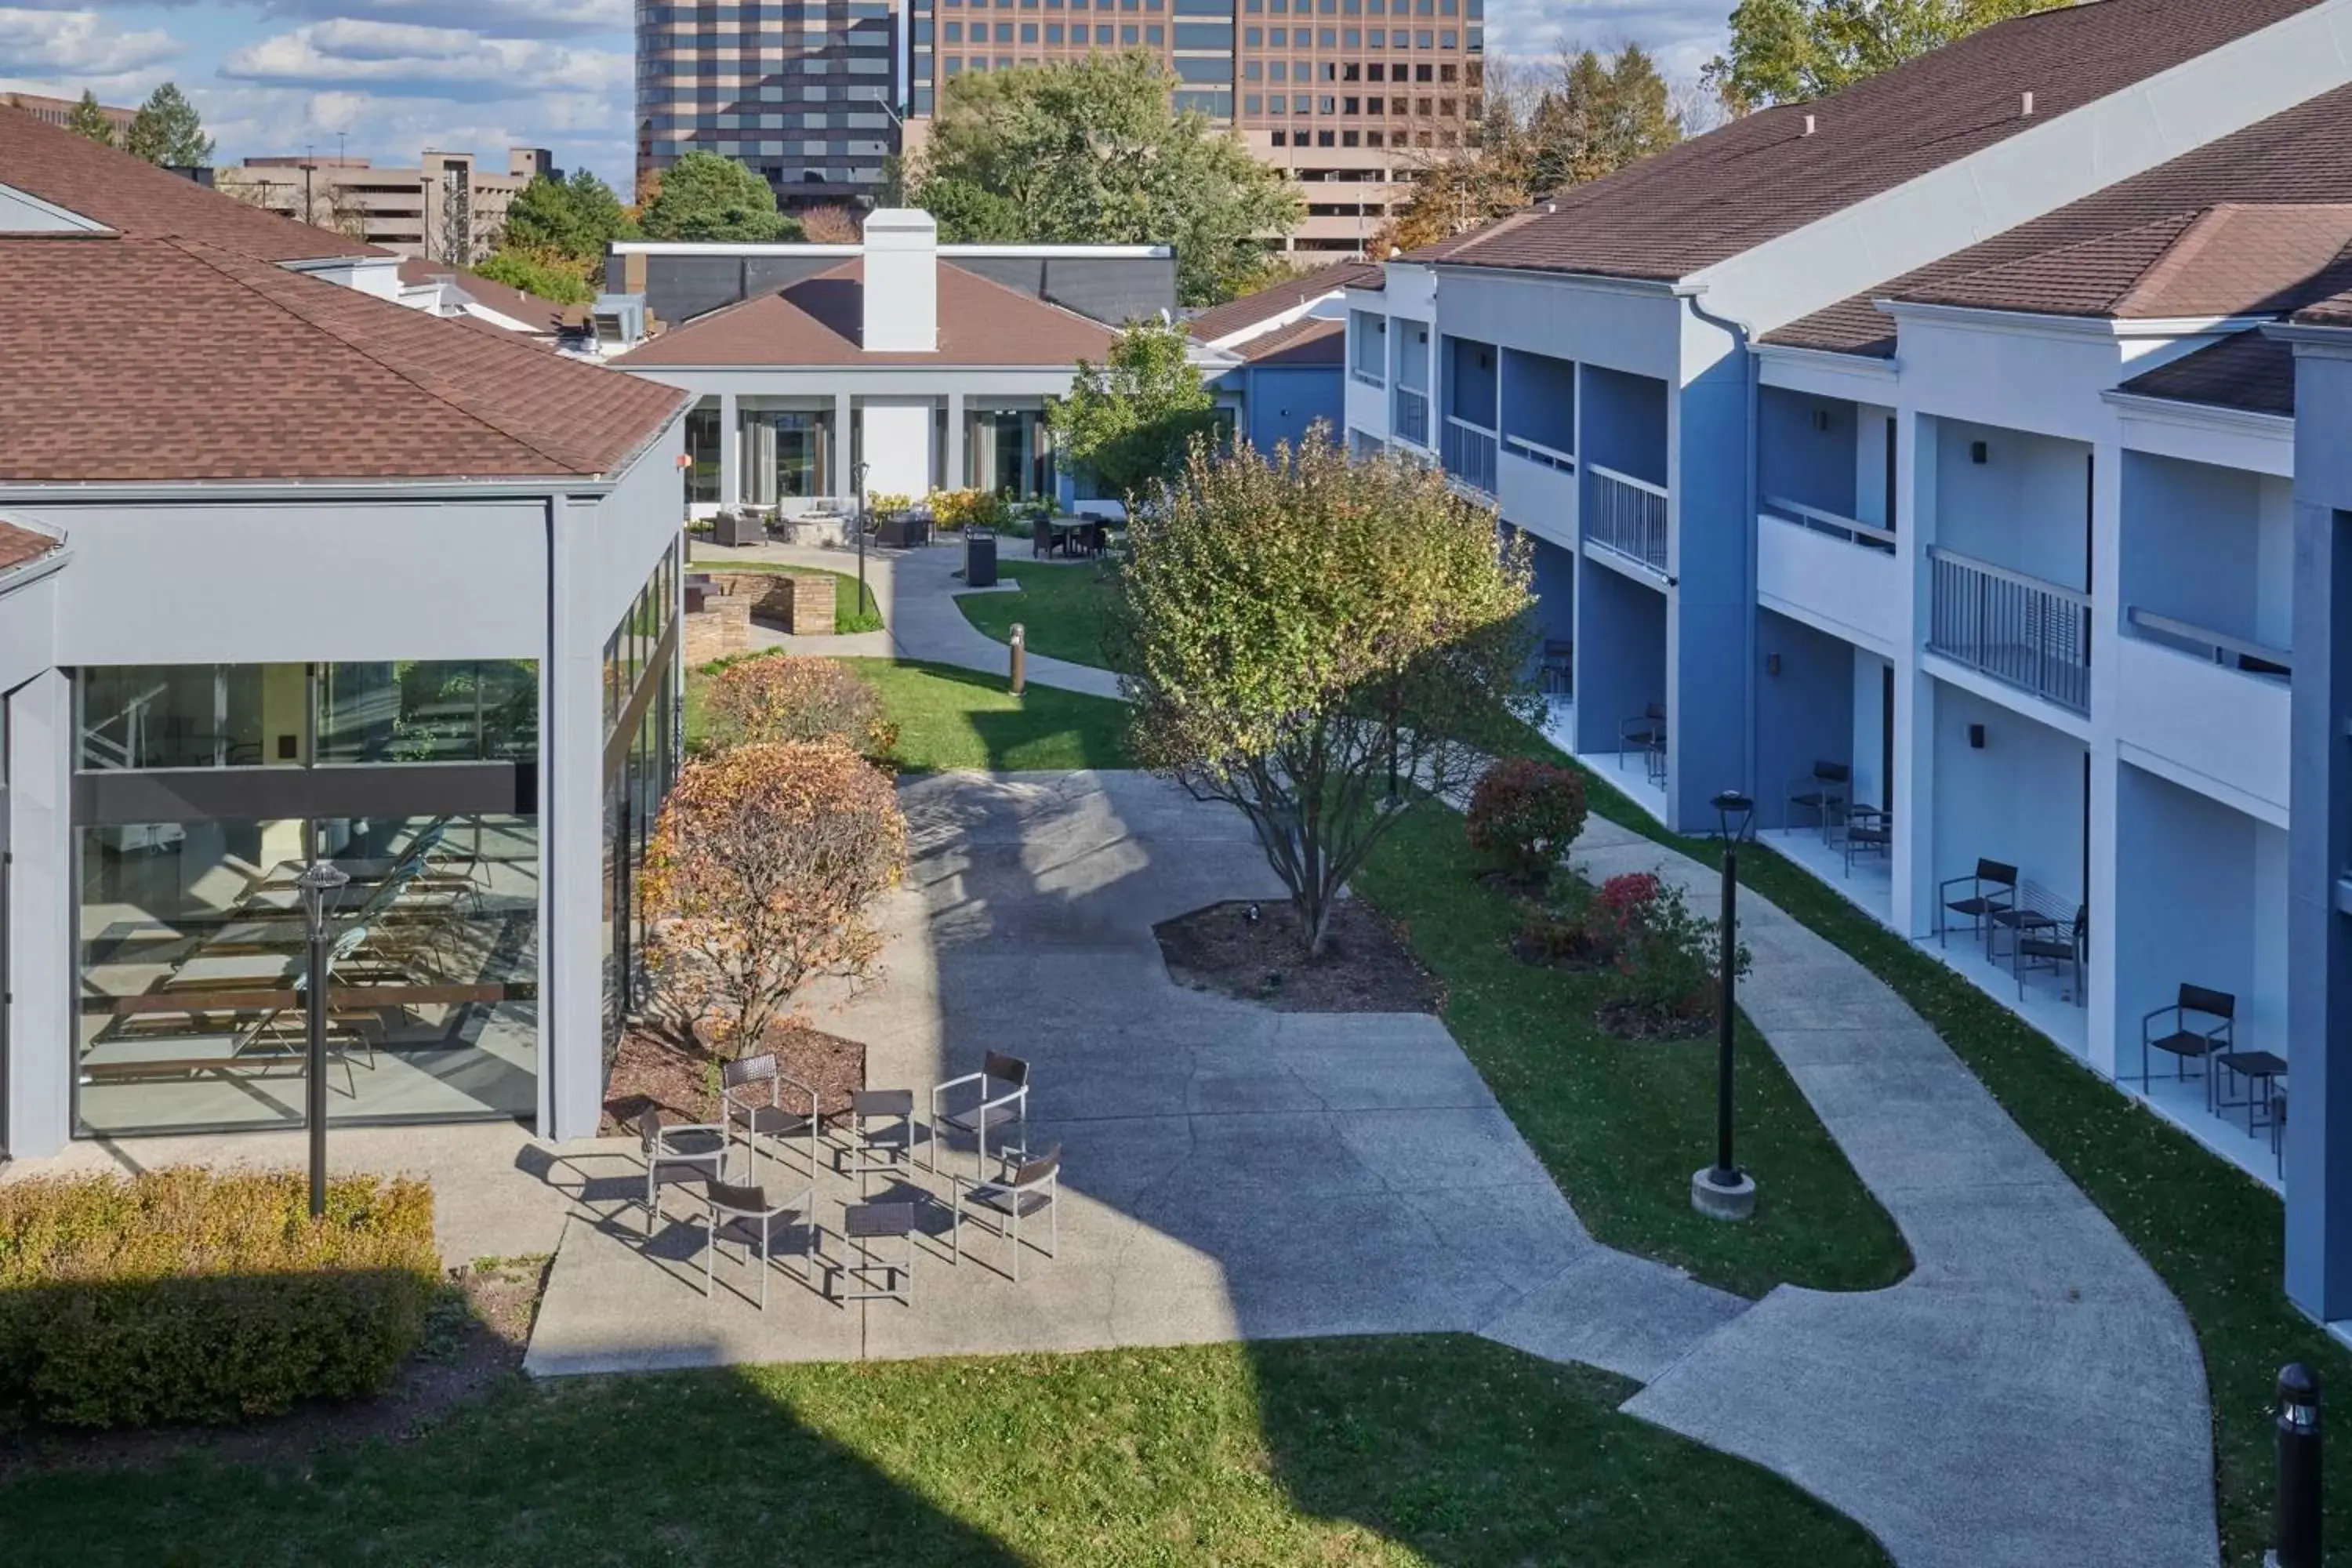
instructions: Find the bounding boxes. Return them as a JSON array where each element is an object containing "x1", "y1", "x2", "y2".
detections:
[
  {"x1": 1586, "y1": 464, "x2": 1669, "y2": 575},
  {"x1": 1392, "y1": 387, "x2": 1429, "y2": 448},
  {"x1": 2125, "y1": 607, "x2": 2291, "y2": 680},
  {"x1": 1927, "y1": 547, "x2": 2091, "y2": 714},
  {"x1": 1501, "y1": 432, "x2": 1576, "y2": 473},
  {"x1": 1760, "y1": 493, "x2": 1896, "y2": 556},
  {"x1": 1351, "y1": 365, "x2": 1385, "y2": 390},
  {"x1": 1442, "y1": 416, "x2": 1497, "y2": 496}
]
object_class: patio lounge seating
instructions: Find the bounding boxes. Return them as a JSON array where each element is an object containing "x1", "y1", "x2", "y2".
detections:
[
  {"x1": 953, "y1": 1142, "x2": 1062, "y2": 1283},
  {"x1": 638, "y1": 1107, "x2": 731, "y2": 1236},
  {"x1": 702, "y1": 1178, "x2": 819, "y2": 1308},
  {"x1": 1619, "y1": 703, "x2": 1665, "y2": 782},
  {"x1": 1784, "y1": 761, "x2": 1850, "y2": 841},
  {"x1": 722, "y1": 1053, "x2": 822, "y2": 1178},
  {"x1": 2013, "y1": 904, "x2": 2087, "y2": 1005},
  {"x1": 929, "y1": 1051, "x2": 1029, "y2": 1178},
  {"x1": 1936, "y1": 858, "x2": 2017, "y2": 949},
  {"x1": 2138, "y1": 984, "x2": 2236, "y2": 1106}
]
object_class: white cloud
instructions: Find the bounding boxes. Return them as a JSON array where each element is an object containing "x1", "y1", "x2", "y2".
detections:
[
  {"x1": 190, "y1": 75, "x2": 633, "y2": 188},
  {"x1": 221, "y1": 18, "x2": 626, "y2": 101},
  {"x1": 257, "y1": 0, "x2": 627, "y2": 39},
  {"x1": 1483, "y1": 0, "x2": 1727, "y2": 80},
  {"x1": 0, "y1": 6, "x2": 179, "y2": 74}
]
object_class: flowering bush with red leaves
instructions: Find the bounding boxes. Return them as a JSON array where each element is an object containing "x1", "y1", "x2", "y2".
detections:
[{"x1": 1465, "y1": 757, "x2": 1588, "y2": 886}]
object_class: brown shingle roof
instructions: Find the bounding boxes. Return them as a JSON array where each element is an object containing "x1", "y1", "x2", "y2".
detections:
[
  {"x1": 614, "y1": 258, "x2": 1118, "y2": 368},
  {"x1": 0, "y1": 521, "x2": 62, "y2": 574},
  {"x1": 2298, "y1": 285, "x2": 2352, "y2": 325},
  {"x1": 396, "y1": 257, "x2": 568, "y2": 335},
  {"x1": 0, "y1": 105, "x2": 383, "y2": 264},
  {"x1": 2117, "y1": 330, "x2": 2298, "y2": 416},
  {"x1": 1413, "y1": 0, "x2": 2329, "y2": 282},
  {"x1": 0, "y1": 235, "x2": 687, "y2": 483},
  {"x1": 1233, "y1": 315, "x2": 1345, "y2": 366},
  {"x1": 1186, "y1": 261, "x2": 1381, "y2": 343},
  {"x1": 1769, "y1": 82, "x2": 2352, "y2": 355}
]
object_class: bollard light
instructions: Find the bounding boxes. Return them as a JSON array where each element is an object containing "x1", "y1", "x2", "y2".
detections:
[
  {"x1": 1009, "y1": 622, "x2": 1026, "y2": 695},
  {"x1": 2275, "y1": 1363, "x2": 2322, "y2": 1568}
]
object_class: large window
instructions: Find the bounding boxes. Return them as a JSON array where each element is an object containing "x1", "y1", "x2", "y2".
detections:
[
  {"x1": 966, "y1": 405, "x2": 1054, "y2": 499},
  {"x1": 739, "y1": 404, "x2": 833, "y2": 505},
  {"x1": 601, "y1": 543, "x2": 685, "y2": 1061},
  {"x1": 684, "y1": 405, "x2": 720, "y2": 504}
]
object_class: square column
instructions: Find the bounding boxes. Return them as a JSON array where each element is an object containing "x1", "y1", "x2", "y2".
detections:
[
  {"x1": 833, "y1": 390, "x2": 855, "y2": 498},
  {"x1": 945, "y1": 392, "x2": 966, "y2": 491},
  {"x1": 717, "y1": 392, "x2": 739, "y2": 510},
  {"x1": 5, "y1": 669, "x2": 71, "y2": 1157}
]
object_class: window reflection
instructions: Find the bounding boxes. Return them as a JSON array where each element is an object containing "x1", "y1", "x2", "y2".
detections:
[
  {"x1": 78, "y1": 664, "x2": 302, "y2": 770},
  {"x1": 318, "y1": 662, "x2": 537, "y2": 764}
]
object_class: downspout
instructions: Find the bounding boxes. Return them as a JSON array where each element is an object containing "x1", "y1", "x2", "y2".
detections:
[{"x1": 1681, "y1": 285, "x2": 1761, "y2": 806}]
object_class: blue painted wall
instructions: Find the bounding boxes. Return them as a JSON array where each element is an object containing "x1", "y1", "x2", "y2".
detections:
[
  {"x1": 1218, "y1": 365, "x2": 1345, "y2": 453},
  {"x1": 1502, "y1": 349, "x2": 1575, "y2": 452},
  {"x1": 1526, "y1": 530, "x2": 1576, "y2": 671},
  {"x1": 1758, "y1": 386, "x2": 1859, "y2": 517},
  {"x1": 1446, "y1": 336, "x2": 1498, "y2": 426},
  {"x1": 1754, "y1": 609, "x2": 1856, "y2": 832},
  {"x1": 1575, "y1": 564, "x2": 1667, "y2": 758},
  {"x1": 1668, "y1": 329, "x2": 1753, "y2": 829},
  {"x1": 1581, "y1": 364, "x2": 1670, "y2": 486}
]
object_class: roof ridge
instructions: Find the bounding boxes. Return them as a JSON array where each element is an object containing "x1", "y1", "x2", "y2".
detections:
[
  {"x1": 164, "y1": 237, "x2": 590, "y2": 474},
  {"x1": 1900, "y1": 208, "x2": 2206, "y2": 307}
]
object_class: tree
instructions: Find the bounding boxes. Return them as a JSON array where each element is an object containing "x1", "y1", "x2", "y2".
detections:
[
  {"x1": 638, "y1": 151, "x2": 803, "y2": 243},
  {"x1": 639, "y1": 740, "x2": 908, "y2": 1053},
  {"x1": 124, "y1": 82, "x2": 212, "y2": 167},
  {"x1": 1704, "y1": 0, "x2": 2067, "y2": 113},
  {"x1": 911, "y1": 53, "x2": 1301, "y2": 306},
  {"x1": 1047, "y1": 319, "x2": 1221, "y2": 503},
  {"x1": 1117, "y1": 430, "x2": 1537, "y2": 956},
  {"x1": 472, "y1": 248, "x2": 595, "y2": 305},
  {"x1": 64, "y1": 91, "x2": 114, "y2": 148},
  {"x1": 498, "y1": 169, "x2": 635, "y2": 266}
]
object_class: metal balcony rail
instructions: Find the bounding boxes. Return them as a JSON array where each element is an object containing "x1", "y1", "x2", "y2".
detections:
[
  {"x1": 1351, "y1": 365, "x2": 1385, "y2": 390},
  {"x1": 1392, "y1": 386, "x2": 1429, "y2": 448},
  {"x1": 1501, "y1": 431, "x2": 1576, "y2": 473},
  {"x1": 1586, "y1": 463, "x2": 1670, "y2": 574},
  {"x1": 2125, "y1": 607, "x2": 2292, "y2": 680},
  {"x1": 1760, "y1": 493, "x2": 1896, "y2": 556},
  {"x1": 1926, "y1": 547, "x2": 2091, "y2": 714},
  {"x1": 1442, "y1": 416, "x2": 1497, "y2": 496}
]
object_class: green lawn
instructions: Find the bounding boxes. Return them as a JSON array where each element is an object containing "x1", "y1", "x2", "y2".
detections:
[
  {"x1": 1533, "y1": 742, "x2": 2350, "y2": 1566},
  {"x1": 0, "y1": 1338, "x2": 1887, "y2": 1567},
  {"x1": 956, "y1": 560, "x2": 1122, "y2": 670},
  {"x1": 687, "y1": 652, "x2": 1134, "y2": 772},
  {"x1": 695, "y1": 558, "x2": 884, "y2": 632},
  {"x1": 1355, "y1": 802, "x2": 1910, "y2": 1301}
]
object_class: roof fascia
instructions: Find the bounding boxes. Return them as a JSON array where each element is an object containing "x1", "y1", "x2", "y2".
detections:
[
  {"x1": 1426, "y1": 262, "x2": 1682, "y2": 300},
  {"x1": 1752, "y1": 341, "x2": 1901, "y2": 382},
  {"x1": 1878, "y1": 299, "x2": 2278, "y2": 344},
  {"x1": 0, "y1": 476, "x2": 623, "y2": 504},
  {"x1": 2265, "y1": 320, "x2": 2352, "y2": 358},
  {"x1": 2100, "y1": 388, "x2": 2296, "y2": 441}
]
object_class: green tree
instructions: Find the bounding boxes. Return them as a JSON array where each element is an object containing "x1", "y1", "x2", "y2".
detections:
[
  {"x1": 64, "y1": 90, "x2": 114, "y2": 148},
  {"x1": 639, "y1": 150, "x2": 804, "y2": 243},
  {"x1": 1704, "y1": 0, "x2": 2067, "y2": 113},
  {"x1": 912, "y1": 53, "x2": 1301, "y2": 306},
  {"x1": 1116, "y1": 430, "x2": 1537, "y2": 956},
  {"x1": 123, "y1": 82, "x2": 212, "y2": 166},
  {"x1": 499, "y1": 169, "x2": 635, "y2": 265},
  {"x1": 1046, "y1": 318, "x2": 1221, "y2": 502},
  {"x1": 472, "y1": 247, "x2": 595, "y2": 304}
]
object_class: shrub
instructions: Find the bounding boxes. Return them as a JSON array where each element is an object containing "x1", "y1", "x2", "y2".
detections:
[
  {"x1": 1599, "y1": 873, "x2": 1752, "y2": 1029},
  {"x1": 865, "y1": 491, "x2": 913, "y2": 520},
  {"x1": 1465, "y1": 757, "x2": 1588, "y2": 886},
  {"x1": 927, "y1": 488, "x2": 1013, "y2": 532},
  {"x1": 703, "y1": 654, "x2": 895, "y2": 757},
  {"x1": 0, "y1": 1169, "x2": 439, "y2": 1428},
  {"x1": 640, "y1": 741, "x2": 909, "y2": 1052}
]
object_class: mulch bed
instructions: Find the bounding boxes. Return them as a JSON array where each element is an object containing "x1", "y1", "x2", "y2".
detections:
[
  {"x1": 0, "y1": 1256, "x2": 550, "y2": 1473},
  {"x1": 1155, "y1": 898, "x2": 1442, "y2": 1013},
  {"x1": 1592, "y1": 996, "x2": 1715, "y2": 1043},
  {"x1": 601, "y1": 1021, "x2": 867, "y2": 1132}
]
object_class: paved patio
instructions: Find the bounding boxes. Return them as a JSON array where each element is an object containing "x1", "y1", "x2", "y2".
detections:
[{"x1": 525, "y1": 770, "x2": 1740, "y2": 1377}]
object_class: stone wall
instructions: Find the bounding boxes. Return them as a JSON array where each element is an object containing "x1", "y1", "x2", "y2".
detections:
[
  {"x1": 683, "y1": 594, "x2": 752, "y2": 665},
  {"x1": 699, "y1": 570, "x2": 834, "y2": 635}
]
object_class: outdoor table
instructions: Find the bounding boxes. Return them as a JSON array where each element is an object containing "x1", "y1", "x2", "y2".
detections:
[{"x1": 2215, "y1": 1050, "x2": 2288, "y2": 1132}]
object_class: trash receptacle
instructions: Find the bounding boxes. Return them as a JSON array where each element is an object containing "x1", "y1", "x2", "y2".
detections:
[{"x1": 965, "y1": 528, "x2": 998, "y2": 589}]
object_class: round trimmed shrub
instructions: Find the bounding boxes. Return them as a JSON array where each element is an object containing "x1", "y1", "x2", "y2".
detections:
[{"x1": 1465, "y1": 757, "x2": 1588, "y2": 887}]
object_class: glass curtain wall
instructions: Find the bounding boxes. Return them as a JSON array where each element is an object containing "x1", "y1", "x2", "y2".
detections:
[
  {"x1": 965, "y1": 405, "x2": 1054, "y2": 499},
  {"x1": 684, "y1": 405, "x2": 720, "y2": 506},
  {"x1": 74, "y1": 664, "x2": 542, "y2": 1136},
  {"x1": 601, "y1": 543, "x2": 684, "y2": 1063},
  {"x1": 739, "y1": 405, "x2": 833, "y2": 506}
]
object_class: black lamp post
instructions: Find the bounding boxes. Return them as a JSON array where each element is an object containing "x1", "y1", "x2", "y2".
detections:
[
  {"x1": 852, "y1": 457, "x2": 872, "y2": 617},
  {"x1": 1693, "y1": 788, "x2": 1757, "y2": 1221},
  {"x1": 296, "y1": 858, "x2": 351, "y2": 1219}
]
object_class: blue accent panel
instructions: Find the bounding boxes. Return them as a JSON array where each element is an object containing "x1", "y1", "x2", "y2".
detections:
[
  {"x1": 1667, "y1": 343, "x2": 1753, "y2": 829},
  {"x1": 1754, "y1": 608, "x2": 1855, "y2": 832},
  {"x1": 1526, "y1": 531, "x2": 1575, "y2": 651},
  {"x1": 1757, "y1": 385, "x2": 1858, "y2": 517},
  {"x1": 1574, "y1": 563, "x2": 1664, "y2": 761},
  {"x1": 1581, "y1": 364, "x2": 1668, "y2": 486},
  {"x1": 1446, "y1": 336, "x2": 1497, "y2": 426},
  {"x1": 1225, "y1": 365, "x2": 1344, "y2": 451}
]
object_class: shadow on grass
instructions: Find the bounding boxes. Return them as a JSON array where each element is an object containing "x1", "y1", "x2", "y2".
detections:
[{"x1": 845, "y1": 658, "x2": 1135, "y2": 774}]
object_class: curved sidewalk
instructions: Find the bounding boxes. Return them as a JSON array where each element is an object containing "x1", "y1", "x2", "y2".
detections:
[
  {"x1": 1570, "y1": 816, "x2": 2217, "y2": 1568},
  {"x1": 697, "y1": 537, "x2": 1123, "y2": 699}
]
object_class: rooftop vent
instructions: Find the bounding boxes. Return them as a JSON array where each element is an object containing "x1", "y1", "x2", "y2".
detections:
[
  {"x1": 590, "y1": 292, "x2": 648, "y2": 350},
  {"x1": 1802, "y1": 114, "x2": 1817, "y2": 136},
  {"x1": 2021, "y1": 91, "x2": 2035, "y2": 117}
]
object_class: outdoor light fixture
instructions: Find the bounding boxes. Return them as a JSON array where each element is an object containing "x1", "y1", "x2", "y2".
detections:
[
  {"x1": 1969, "y1": 723, "x2": 1987, "y2": 750},
  {"x1": 1695, "y1": 789, "x2": 1757, "y2": 1221},
  {"x1": 853, "y1": 457, "x2": 873, "y2": 614},
  {"x1": 296, "y1": 859, "x2": 351, "y2": 1219}
]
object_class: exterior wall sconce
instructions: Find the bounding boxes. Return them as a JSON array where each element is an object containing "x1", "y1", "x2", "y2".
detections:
[
  {"x1": 1766, "y1": 652, "x2": 1782, "y2": 676},
  {"x1": 1970, "y1": 441, "x2": 1991, "y2": 464},
  {"x1": 1969, "y1": 723, "x2": 1987, "y2": 749},
  {"x1": 1812, "y1": 408, "x2": 1831, "y2": 433}
]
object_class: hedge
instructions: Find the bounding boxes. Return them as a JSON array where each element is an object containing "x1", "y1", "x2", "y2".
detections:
[{"x1": 0, "y1": 1168, "x2": 441, "y2": 1428}]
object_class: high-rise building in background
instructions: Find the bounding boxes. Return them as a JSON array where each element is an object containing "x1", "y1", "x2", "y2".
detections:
[
  {"x1": 906, "y1": 1, "x2": 1482, "y2": 255},
  {"x1": 634, "y1": 0, "x2": 901, "y2": 208},
  {"x1": 216, "y1": 148, "x2": 551, "y2": 263}
]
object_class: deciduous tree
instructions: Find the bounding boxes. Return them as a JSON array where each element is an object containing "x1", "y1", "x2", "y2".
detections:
[
  {"x1": 639, "y1": 741, "x2": 907, "y2": 1053},
  {"x1": 124, "y1": 82, "x2": 212, "y2": 166},
  {"x1": 910, "y1": 53, "x2": 1301, "y2": 305},
  {"x1": 64, "y1": 91, "x2": 114, "y2": 148},
  {"x1": 1047, "y1": 318, "x2": 1221, "y2": 503},
  {"x1": 1117, "y1": 430, "x2": 1537, "y2": 956},
  {"x1": 639, "y1": 150, "x2": 804, "y2": 243},
  {"x1": 498, "y1": 169, "x2": 635, "y2": 266},
  {"x1": 1704, "y1": 0, "x2": 2067, "y2": 113}
]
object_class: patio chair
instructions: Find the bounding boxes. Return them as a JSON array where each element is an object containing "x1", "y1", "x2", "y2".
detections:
[
  {"x1": 929, "y1": 1051, "x2": 1029, "y2": 1178},
  {"x1": 1840, "y1": 805, "x2": 1891, "y2": 877},
  {"x1": 721, "y1": 1053, "x2": 822, "y2": 1178},
  {"x1": 2138, "y1": 984, "x2": 2236, "y2": 1105},
  {"x1": 638, "y1": 1107, "x2": 730, "y2": 1236},
  {"x1": 1031, "y1": 515, "x2": 1057, "y2": 558},
  {"x1": 1540, "y1": 640, "x2": 1573, "y2": 697},
  {"x1": 1936, "y1": 858, "x2": 2017, "y2": 949},
  {"x1": 2013, "y1": 904, "x2": 2087, "y2": 1005},
  {"x1": 1784, "y1": 761, "x2": 1851, "y2": 841},
  {"x1": 953, "y1": 1142, "x2": 1062, "y2": 1283},
  {"x1": 2274, "y1": 1091, "x2": 2288, "y2": 1180},
  {"x1": 1619, "y1": 703, "x2": 1665, "y2": 782},
  {"x1": 702, "y1": 1178, "x2": 819, "y2": 1308}
]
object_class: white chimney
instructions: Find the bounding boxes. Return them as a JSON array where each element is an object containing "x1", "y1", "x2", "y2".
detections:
[{"x1": 862, "y1": 207, "x2": 938, "y2": 354}]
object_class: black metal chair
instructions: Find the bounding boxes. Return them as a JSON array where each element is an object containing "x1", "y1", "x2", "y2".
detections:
[
  {"x1": 1840, "y1": 805, "x2": 1890, "y2": 877},
  {"x1": 702, "y1": 1178, "x2": 819, "y2": 1308},
  {"x1": 2013, "y1": 904, "x2": 2086, "y2": 1005},
  {"x1": 2274, "y1": 1091, "x2": 2288, "y2": 1181},
  {"x1": 2139, "y1": 984, "x2": 2236, "y2": 1106},
  {"x1": 953, "y1": 1143, "x2": 1062, "y2": 1283},
  {"x1": 1540, "y1": 640, "x2": 1573, "y2": 697},
  {"x1": 637, "y1": 1107, "x2": 730, "y2": 1236},
  {"x1": 930, "y1": 1051, "x2": 1030, "y2": 1178},
  {"x1": 721, "y1": 1052, "x2": 822, "y2": 1178},
  {"x1": 1784, "y1": 761, "x2": 1851, "y2": 842},
  {"x1": 1618, "y1": 703, "x2": 1664, "y2": 768},
  {"x1": 1937, "y1": 858, "x2": 2018, "y2": 949}
]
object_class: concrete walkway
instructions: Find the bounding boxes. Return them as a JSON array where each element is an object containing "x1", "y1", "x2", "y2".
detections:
[
  {"x1": 692, "y1": 536, "x2": 1124, "y2": 699},
  {"x1": 1567, "y1": 815, "x2": 2218, "y2": 1568}
]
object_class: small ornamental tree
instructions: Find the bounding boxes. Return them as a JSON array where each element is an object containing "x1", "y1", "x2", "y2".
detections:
[
  {"x1": 1466, "y1": 756, "x2": 1588, "y2": 886},
  {"x1": 1047, "y1": 318, "x2": 1221, "y2": 505},
  {"x1": 638, "y1": 742, "x2": 908, "y2": 1053},
  {"x1": 703, "y1": 654, "x2": 894, "y2": 757},
  {"x1": 1119, "y1": 429, "x2": 1537, "y2": 957}
]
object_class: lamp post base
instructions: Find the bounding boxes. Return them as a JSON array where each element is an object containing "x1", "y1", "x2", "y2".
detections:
[{"x1": 1691, "y1": 1167, "x2": 1757, "y2": 1222}]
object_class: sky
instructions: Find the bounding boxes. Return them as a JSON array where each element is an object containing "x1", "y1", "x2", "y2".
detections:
[{"x1": 0, "y1": 0, "x2": 1732, "y2": 192}]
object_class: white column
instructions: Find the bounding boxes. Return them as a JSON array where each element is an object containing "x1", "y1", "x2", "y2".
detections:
[
  {"x1": 8, "y1": 669, "x2": 73, "y2": 1156},
  {"x1": 717, "y1": 392, "x2": 739, "y2": 510},
  {"x1": 834, "y1": 390, "x2": 855, "y2": 498},
  {"x1": 1890, "y1": 408, "x2": 1936, "y2": 938},
  {"x1": 2082, "y1": 436, "x2": 2128, "y2": 1076},
  {"x1": 543, "y1": 495, "x2": 607, "y2": 1142},
  {"x1": 945, "y1": 391, "x2": 966, "y2": 491}
]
